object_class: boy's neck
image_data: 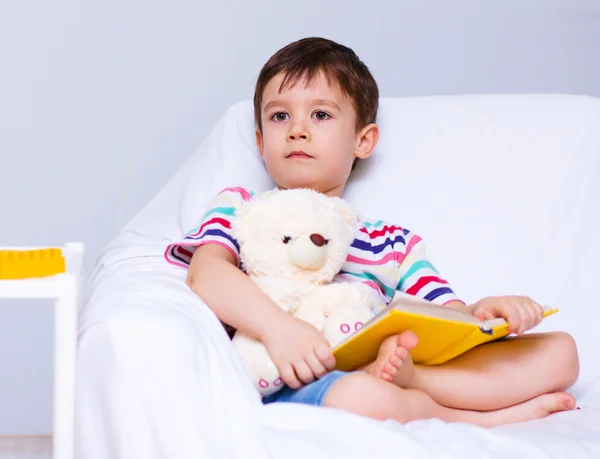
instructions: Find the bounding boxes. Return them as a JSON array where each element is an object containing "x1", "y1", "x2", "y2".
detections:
[{"x1": 276, "y1": 184, "x2": 345, "y2": 198}]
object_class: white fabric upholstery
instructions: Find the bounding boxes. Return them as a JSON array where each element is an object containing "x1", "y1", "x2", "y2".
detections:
[{"x1": 77, "y1": 94, "x2": 600, "y2": 459}]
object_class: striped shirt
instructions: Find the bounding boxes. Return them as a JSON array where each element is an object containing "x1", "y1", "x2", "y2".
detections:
[{"x1": 165, "y1": 186, "x2": 462, "y2": 308}]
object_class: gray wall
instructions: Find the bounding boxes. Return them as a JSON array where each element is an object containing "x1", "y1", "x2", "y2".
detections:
[{"x1": 0, "y1": 0, "x2": 598, "y2": 433}]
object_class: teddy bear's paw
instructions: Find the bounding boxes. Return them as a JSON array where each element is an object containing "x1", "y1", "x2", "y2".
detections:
[
  {"x1": 257, "y1": 377, "x2": 285, "y2": 396},
  {"x1": 258, "y1": 377, "x2": 284, "y2": 392},
  {"x1": 338, "y1": 320, "x2": 366, "y2": 335},
  {"x1": 323, "y1": 318, "x2": 367, "y2": 346},
  {"x1": 322, "y1": 305, "x2": 375, "y2": 347}
]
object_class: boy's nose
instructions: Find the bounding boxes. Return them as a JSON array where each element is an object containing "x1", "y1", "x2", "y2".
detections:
[
  {"x1": 287, "y1": 123, "x2": 311, "y2": 141},
  {"x1": 288, "y1": 133, "x2": 307, "y2": 140}
]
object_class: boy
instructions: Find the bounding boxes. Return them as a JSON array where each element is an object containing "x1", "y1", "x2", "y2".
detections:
[{"x1": 167, "y1": 37, "x2": 579, "y2": 426}]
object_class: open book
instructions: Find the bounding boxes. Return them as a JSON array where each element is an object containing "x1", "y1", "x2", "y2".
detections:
[{"x1": 332, "y1": 293, "x2": 557, "y2": 371}]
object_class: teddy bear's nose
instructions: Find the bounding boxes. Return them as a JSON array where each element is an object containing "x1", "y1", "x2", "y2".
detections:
[{"x1": 310, "y1": 234, "x2": 327, "y2": 247}]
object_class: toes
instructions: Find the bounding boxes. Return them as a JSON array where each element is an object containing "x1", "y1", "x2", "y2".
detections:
[
  {"x1": 380, "y1": 372, "x2": 393, "y2": 382},
  {"x1": 553, "y1": 393, "x2": 575, "y2": 411},
  {"x1": 376, "y1": 362, "x2": 394, "y2": 380},
  {"x1": 395, "y1": 347, "x2": 408, "y2": 360},
  {"x1": 398, "y1": 330, "x2": 419, "y2": 349},
  {"x1": 562, "y1": 395, "x2": 575, "y2": 410},
  {"x1": 390, "y1": 355, "x2": 403, "y2": 368},
  {"x1": 378, "y1": 337, "x2": 398, "y2": 356},
  {"x1": 384, "y1": 362, "x2": 398, "y2": 376},
  {"x1": 547, "y1": 393, "x2": 575, "y2": 413}
]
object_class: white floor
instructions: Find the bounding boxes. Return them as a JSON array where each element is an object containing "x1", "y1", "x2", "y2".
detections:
[{"x1": 0, "y1": 436, "x2": 51, "y2": 459}]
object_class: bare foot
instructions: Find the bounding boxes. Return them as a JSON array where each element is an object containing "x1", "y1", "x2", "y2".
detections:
[
  {"x1": 363, "y1": 331, "x2": 419, "y2": 386},
  {"x1": 477, "y1": 392, "x2": 576, "y2": 427}
]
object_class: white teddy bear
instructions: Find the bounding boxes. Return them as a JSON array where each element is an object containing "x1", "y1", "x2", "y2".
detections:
[{"x1": 230, "y1": 188, "x2": 379, "y2": 396}]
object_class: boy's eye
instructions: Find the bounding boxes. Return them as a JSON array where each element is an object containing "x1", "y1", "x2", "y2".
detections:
[
  {"x1": 271, "y1": 112, "x2": 289, "y2": 122},
  {"x1": 312, "y1": 111, "x2": 331, "y2": 121},
  {"x1": 282, "y1": 236, "x2": 291, "y2": 244}
]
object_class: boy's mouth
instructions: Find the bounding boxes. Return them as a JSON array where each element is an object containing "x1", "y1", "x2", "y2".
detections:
[{"x1": 286, "y1": 150, "x2": 313, "y2": 159}]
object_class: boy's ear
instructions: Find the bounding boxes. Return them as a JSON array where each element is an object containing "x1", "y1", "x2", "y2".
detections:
[
  {"x1": 255, "y1": 129, "x2": 265, "y2": 160},
  {"x1": 354, "y1": 123, "x2": 379, "y2": 160}
]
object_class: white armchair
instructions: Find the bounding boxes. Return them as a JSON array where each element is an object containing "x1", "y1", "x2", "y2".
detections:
[{"x1": 76, "y1": 94, "x2": 600, "y2": 459}]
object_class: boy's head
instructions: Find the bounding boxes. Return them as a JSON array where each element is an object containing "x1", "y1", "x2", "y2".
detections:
[{"x1": 253, "y1": 37, "x2": 379, "y2": 197}]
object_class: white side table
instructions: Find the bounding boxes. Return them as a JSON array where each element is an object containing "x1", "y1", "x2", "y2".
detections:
[{"x1": 0, "y1": 243, "x2": 84, "y2": 459}]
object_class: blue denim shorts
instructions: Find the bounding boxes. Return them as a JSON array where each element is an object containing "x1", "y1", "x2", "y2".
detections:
[{"x1": 262, "y1": 370, "x2": 349, "y2": 406}]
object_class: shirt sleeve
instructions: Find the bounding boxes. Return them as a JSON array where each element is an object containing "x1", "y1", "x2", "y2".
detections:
[
  {"x1": 164, "y1": 186, "x2": 254, "y2": 268},
  {"x1": 396, "y1": 230, "x2": 463, "y2": 306}
]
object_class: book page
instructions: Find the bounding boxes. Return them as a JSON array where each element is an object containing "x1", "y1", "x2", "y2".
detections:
[
  {"x1": 388, "y1": 293, "x2": 483, "y2": 325},
  {"x1": 389, "y1": 293, "x2": 553, "y2": 330}
]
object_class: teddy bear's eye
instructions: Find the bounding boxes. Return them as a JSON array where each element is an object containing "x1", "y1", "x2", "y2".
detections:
[{"x1": 282, "y1": 236, "x2": 292, "y2": 244}]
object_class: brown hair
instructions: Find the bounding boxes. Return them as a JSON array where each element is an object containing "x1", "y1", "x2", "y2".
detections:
[{"x1": 253, "y1": 37, "x2": 379, "y2": 133}]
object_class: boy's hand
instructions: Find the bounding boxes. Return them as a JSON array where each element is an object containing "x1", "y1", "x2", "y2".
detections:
[
  {"x1": 260, "y1": 314, "x2": 336, "y2": 389},
  {"x1": 471, "y1": 296, "x2": 544, "y2": 335}
]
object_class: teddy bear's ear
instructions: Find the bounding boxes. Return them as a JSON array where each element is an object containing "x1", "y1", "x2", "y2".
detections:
[{"x1": 332, "y1": 198, "x2": 359, "y2": 229}]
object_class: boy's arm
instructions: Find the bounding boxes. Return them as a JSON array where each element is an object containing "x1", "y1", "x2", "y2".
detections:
[
  {"x1": 187, "y1": 244, "x2": 285, "y2": 341},
  {"x1": 186, "y1": 244, "x2": 336, "y2": 388}
]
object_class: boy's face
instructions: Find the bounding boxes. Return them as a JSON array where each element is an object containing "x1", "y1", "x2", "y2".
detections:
[{"x1": 255, "y1": 71, "x2": 378, "y2": 197}]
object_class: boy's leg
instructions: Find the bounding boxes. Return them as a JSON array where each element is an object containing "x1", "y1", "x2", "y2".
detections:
[
  {"x1": 324, "y1": 372, "x2": 575, "y2": 427},
  {"x1": 365, "y1": 331, "x2": 579, "y2": 411}
]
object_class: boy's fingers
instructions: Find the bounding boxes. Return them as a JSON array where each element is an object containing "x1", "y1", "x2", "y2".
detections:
[
  {"x1": 518, "y1": 313, "x2": 530, "y2": 334},
  {"x1": 526, "y1": 302, "x2": 543, "y2": 329},
  {"x1": 515, "y1": 304, "x2": 530, "y2": 334},
  {"x1": 280, "y1": 365, "x2": 301, "y2": 390},
  {"x1": 473, "y1": 307, "x2": 490, "y2": 321},
  {"x1": 524, "y1": 306, "x2": 537, "y2": 329},
  {"x1": 532, "y1": 301, "x2": 544, "y2": 323},
  {"x1": 305, "y1": 354, "x2": 328, "y2": 379},
  {"x1": 506, "y1": 308, "x2": 521, "y2": 334},
  {"x1": 315, "y1": 344, "x2": 336, "y2": 370},
  {"x1": 293, "y1": 360, "x2": 315, "y2": 385}
]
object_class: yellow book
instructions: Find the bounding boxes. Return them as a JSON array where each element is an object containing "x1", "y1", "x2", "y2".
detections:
[{"x1": 333, "y1": 293, "x2": 558, "y2": 371}]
